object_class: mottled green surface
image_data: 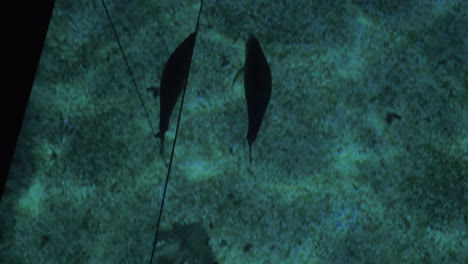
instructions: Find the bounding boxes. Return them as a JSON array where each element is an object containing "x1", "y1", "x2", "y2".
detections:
[{"x1": 1, "y1": 0, "x2": 466, "y2": 263}]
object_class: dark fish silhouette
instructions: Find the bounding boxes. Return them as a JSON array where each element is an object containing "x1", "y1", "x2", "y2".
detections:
[
  {"x1": 155, "y1": 32, "x2": 196, "y2": 154},
  {"x1": 244, "y1": 35, "x2": 272, "y2": 163}
]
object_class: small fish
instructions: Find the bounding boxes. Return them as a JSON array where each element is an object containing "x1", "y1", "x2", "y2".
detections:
[
  {"x1": 155, "y1": 32, "x2": 196, "y2": 154},
  {"x1": 244, "y1": 35, "x2": 272, "y2": 163}
]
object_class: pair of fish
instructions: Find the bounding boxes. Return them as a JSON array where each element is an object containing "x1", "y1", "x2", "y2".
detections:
[{"x1": 155, "y1": 34, "x2": 271, "y2": 163}]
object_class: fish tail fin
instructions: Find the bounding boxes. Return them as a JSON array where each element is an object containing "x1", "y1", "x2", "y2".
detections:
[
  {"x1": 155, "y1": 131, "x2": 165, "y2": 155},
  {"x1": 249, "y1": 144, "x2": 252, "y2": 164},
  {"x1": 155, "y1": 132, "x2": 169, "y2": 167}
]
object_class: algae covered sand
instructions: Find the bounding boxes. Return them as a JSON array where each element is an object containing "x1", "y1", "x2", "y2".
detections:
[{"x1": 1, "y1": 0, "x2": 466, "y2": 263}]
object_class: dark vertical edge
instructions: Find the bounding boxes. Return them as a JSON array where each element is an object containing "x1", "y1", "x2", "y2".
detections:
[{"x1": 0, "y1": 1, "x2": 56, "y2": 202}]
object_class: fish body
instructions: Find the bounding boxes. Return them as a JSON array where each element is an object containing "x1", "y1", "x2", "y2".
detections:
[
  {"x1": 244, "y1": 35, "x2": 271, "y2": 162},
  {"x1": 155, "y1": 32, "x2": 196, "y2": 153}
]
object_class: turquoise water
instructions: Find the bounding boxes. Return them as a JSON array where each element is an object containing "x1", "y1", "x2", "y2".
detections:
[{"x1": 1, "y1": 0, "x2": 466, "y2": 263}]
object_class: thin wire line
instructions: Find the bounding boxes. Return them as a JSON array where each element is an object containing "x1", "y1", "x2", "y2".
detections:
[
  {"x1": 101, "y1": 0, "x2": 204, "y2": 263},
  {"x1": 148, "y1": 2, "x2": 204, "y2": 263},
  {"x1": 101, "y1": 0, "x2": 156, "y2": 135}
]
